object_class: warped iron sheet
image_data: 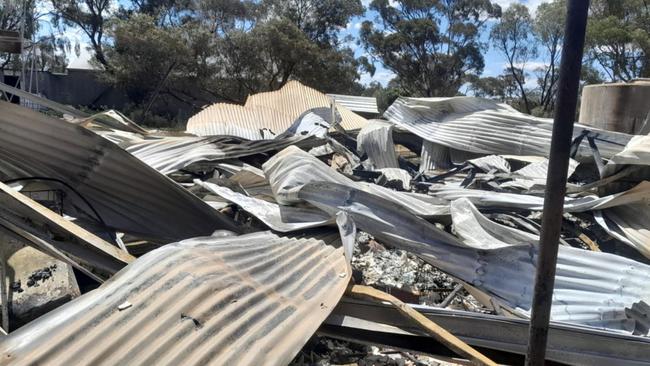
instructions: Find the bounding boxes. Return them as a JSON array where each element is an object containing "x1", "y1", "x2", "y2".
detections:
[
  {"x1": 327, "y1": 94, "x2": 379, "y2": 114},
  {"x1": 196, "y1": 180, "x2": 332, "y2": 232},
  {"x1": 329, "y1": 299, "x2": 650, "y2": 366},
  {"x1": 186, "y1": 104, "x2": 293, "y2": 140},
  {"x1": 126, "y1": 135, "x2": 319, "y2": 175},
  {"x1": 383, "y1": 97, "x2": 631, "y2": 161},
  {"x1": 603, "y1": 135, "x2": 650, "y2": 177},
  {"x1": 296, "y1": 181, "x2": 650, "y2": 332},
  {"x1": 356, "y1": 120, "x2": 399, "y2": 170},
  {"x1": 450, "y1": 198, "x2": 538, "y2": 249},
  {"x1": 428, "y1": 181, "x2": 650, "y2": 213},
  {"x1": 245, "y1": 81, "x2": 367, "y2": 131},
  {"x1": 596, "y1": 204, "x2": 650, "y2": 259},
  {"x1": 0, "y1": 101, "x2": 238, "y2": 241},
  {"x1": 187, "y1": 81, "x2": 367, "y2": 138},
  {"x1": 263, "y1": 146, "x2": 449, "y2": 217},
  {"x1": 0, "y1": 231, "x2": 351, "y2": 365}
]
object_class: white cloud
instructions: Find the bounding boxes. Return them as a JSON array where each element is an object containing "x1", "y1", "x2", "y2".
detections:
[
  {"x1": 362, "y1": 0, "x2": 398, "y2": 8},
  {"x1": 360, "y1": 69, "x2": 396, "y2": 86},
  {"x1": 493, "y1": 0, "x2": 551, "y2": 13},
  {"x1": 345, "y1": 21, "x2": 363, "y2": 32},
  {"x1": 512, "y1": 61, "x2": 547, "y2": 71}
]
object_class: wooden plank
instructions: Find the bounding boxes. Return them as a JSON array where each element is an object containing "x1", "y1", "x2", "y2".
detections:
[
  {"x1": 0, "y1": 182, "x2": 134, "y2": 267},
  {"x1": 349, "y1": 285, "x2": 498, "y2": 365},
  {"x1": 348, "y1": 284, "x2": 498, "y2": 366}
]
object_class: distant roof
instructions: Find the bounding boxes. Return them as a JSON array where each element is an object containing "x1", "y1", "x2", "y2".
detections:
[{"x1": 327, "y1": 94, "x2": 379, "y2": 114}]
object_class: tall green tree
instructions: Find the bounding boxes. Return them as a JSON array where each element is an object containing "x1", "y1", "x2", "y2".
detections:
[
  {"x1": 587, "y1": 0, "x2": 650, "y2": 80},
  {"x1": 490, "y1": 3, "x2": 535, "y2": 113},
  {"x1": 101, "y1": 0, "x2": 365, "y2": 124},
  {"x1": 50, "y1": 0, "x2": 114, "y2": 68},
  {"x1": 534, "y1": 0, "x2": 565, "y2": 114},
  {"x1": 1, "y1": 1, "x2": 69, "y2": 79},
  {"x1": 359, "y1": 0, "x2": 501, "y2": 97},
  {"x1": 0, "y1": 0, "x2": 37, "y2": 72}
]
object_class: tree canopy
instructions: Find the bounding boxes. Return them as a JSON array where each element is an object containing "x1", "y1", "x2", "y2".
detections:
[
  {"x1": 359, "y1": 0, "x2": 501, "y2": 97},
  {"x1": 1, "y1": 0, "x2": 648, "y2": 124}
]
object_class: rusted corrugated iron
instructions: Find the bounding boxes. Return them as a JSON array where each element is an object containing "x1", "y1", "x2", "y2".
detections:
[{"x1": 0, "y1": 231, "x2": 350, "y2": 365}]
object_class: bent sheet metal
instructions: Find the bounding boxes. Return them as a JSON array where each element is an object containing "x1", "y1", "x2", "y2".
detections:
[{"x1": 0, "y1": 232, "x2": 350, "y2": 366}]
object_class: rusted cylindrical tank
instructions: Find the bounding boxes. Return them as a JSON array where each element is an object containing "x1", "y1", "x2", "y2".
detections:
[{"x1": 579, "y1": 79, "x2": 650, "y2": 134}]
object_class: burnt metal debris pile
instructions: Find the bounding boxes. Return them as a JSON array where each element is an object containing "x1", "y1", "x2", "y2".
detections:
[{"x1": 1, "y1": 80, "x2": 650, "y2": 365}]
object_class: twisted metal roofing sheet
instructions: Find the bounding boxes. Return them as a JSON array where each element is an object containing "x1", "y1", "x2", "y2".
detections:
[
  {"x1": 186, "y1": 82, "x2": 368, "y2": 138},
  {"x1": 125, "y1": 135, "x2": 320, "y2": 175},
  {"x1": 356, "y1": 120, "x2": 399, "y2": 170},
  {"x1": 383, "y1": 97, "x2": 632, "y2": 161},
  {"x1": 186, "y1": 104, "x2": 292, "y2": 139},
  {"x1": 296, "y1": 181, "x2": 650, "y2": 332},
  {"x1": 245, "y1": 81, "x2": 368, "y2": 131},
  {"x1": 327, "y1": 94, "x2": 379, "y2": 114},
  {"x1": 0, "y1": 231, "x2": 351, "y2": 365},
  {"x1": 0, "y1": 101, "x2": 238, "y2": 241}
]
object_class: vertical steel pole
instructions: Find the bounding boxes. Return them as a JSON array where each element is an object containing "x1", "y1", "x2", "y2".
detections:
[{"x1": 525, "y1": 1, "x2": 590, "y2": 365}]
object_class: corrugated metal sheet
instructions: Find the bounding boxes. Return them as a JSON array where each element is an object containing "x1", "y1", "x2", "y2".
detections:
[
  {"x1": 356, "y1": 120, "x2": 399, "y2": 170},
  {"x1": 196, "y1": 180, "x2": 332, "y2": 232},
  {"x1": 77, "y1": 110, "x2": 150, "y2": 135},
  {"x1": 468, "y1": 155, "x2": 511, "y2": 173},
  {"x1": 428, "y1": 181, "x2": 650, "y2": 213},
  {"x1": 126, "y1": 135, "x2": 320, "y2": 175},
  {"x1": 329, "y1": 299, "x2": 650, "y2": 366},
  {"x1": 603, "y1": 134, "x2": 650, "y2": 177},
  {"x1": 327, "y1": 94, "x2": 379, "y2": 114},
  {"x1": 450, "y1": 197, "x2": 538, "y2": 249},
  {"x1": 383, "y1": 96, "x2": 632, "y2": 161},
  {"x1": 596, "y1": 205, "x2": 650, "y2": 259},
  {"x1": 0, "y1": 231, "x2": 351, "y2": 365},
  {"x1": 186, "y1": 104, "x2": 293, "y2": 140},
  {"x1": 419, "y1": 141, "x2": 453, "y2": 172},
  {"x1": 513, "y1": 158, "x2": 579, "y2": 179},
  {"x1": 186, "y1": 82, "x2": 368, "y2": 138},
  {"x1": 296, "y1": 181, "x2": 650, "y2": 332},
  {"x1": 262, "y1": 146, "x2": 449, "y2": 217},
  {"x1": 245, "y1": 81, "x2": 367, "y2": 131},
  {"x1": 0, "y1": 101, "x2": 238, "y2": 242}
]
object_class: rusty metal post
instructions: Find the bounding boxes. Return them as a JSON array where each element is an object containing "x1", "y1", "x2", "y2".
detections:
[{"x1": 525, "y1": 1, "x2": 590, "y2": 365}]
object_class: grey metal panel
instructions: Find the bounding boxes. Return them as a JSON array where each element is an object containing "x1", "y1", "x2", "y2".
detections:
[
  {"x1": 0, "y1": 101, "x2": 238, "y2": 242},
  {"x1": 0, "y1": 81, "x2": 89, "y2": 118},
  {"x1": 126, "y1": 134, "x2": 321, "y2": 175},
  {"x1": 245, "y1": 81, "x2": 367, "y2": 131},
  {"x1": 187, "y1": 82, "x2": 368, "y2": 138},
  {"x1": 262, "y1": 146, "x2": 449, "y2": 217},
  {"x1": 295, "y1": 181, "x2": 650, "y2": 332},
  {"x1": 356, "y1": 120, "x2": 399, "y2": 170},
  {"x1": 0, "y1": 232, "x2": 351, "y2": 366},
  {"x1": 327, "y1": 94, "x2": 379, "y2": 114},
  {"x1": 329, "y1": 299, "x2": 650, "y2": 366},
  {"x1": 186, "y1": 104, "x2": 293, "y2": 139},
  {"x1": 383, "y1": 96, "x2": 632, "y2": 161},
  {"x1": 196, "y1": 180, "x2": 332, "y2": 232}
]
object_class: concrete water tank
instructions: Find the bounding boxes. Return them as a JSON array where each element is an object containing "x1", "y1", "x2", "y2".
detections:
[{"x1": 579, "y1": 79, "x2": 650, "y2": 134}]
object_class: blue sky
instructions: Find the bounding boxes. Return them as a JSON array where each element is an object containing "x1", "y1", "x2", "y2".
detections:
[{"x1": 52, "y1": 0, "x2": 552, "y2": 88}]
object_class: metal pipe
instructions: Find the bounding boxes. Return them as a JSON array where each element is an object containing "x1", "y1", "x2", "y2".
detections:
[{"x1": 525, "y1": 1, "x2": 590, "y2": 365}]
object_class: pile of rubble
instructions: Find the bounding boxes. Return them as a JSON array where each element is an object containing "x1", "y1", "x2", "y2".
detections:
[{"x1": 1, "y1": 79, "x2": 650, "y2": 365}]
